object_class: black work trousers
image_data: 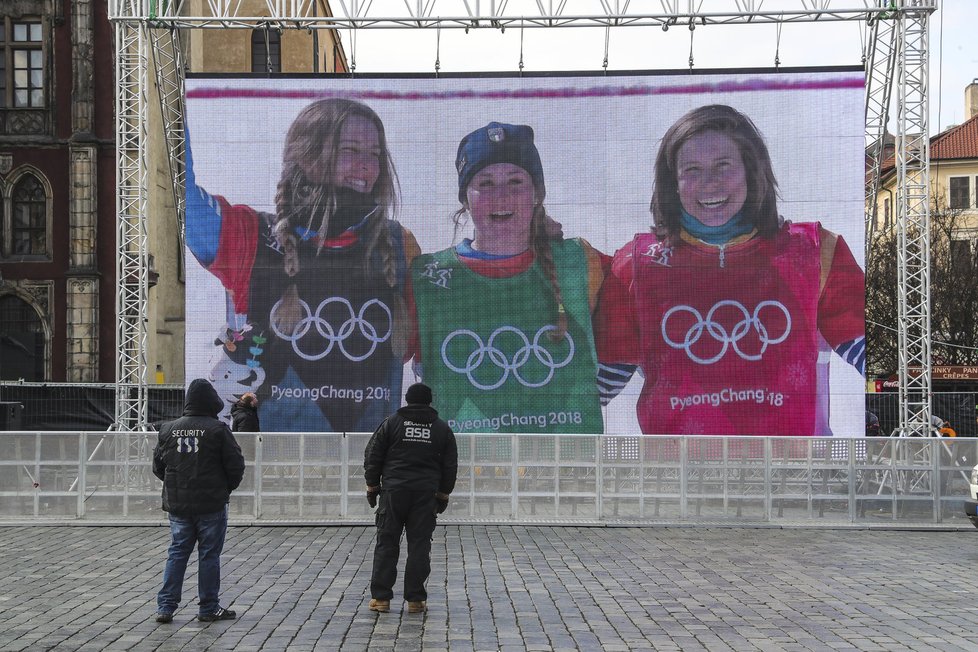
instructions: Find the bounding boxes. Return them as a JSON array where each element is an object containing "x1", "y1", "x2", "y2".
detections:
[{"x1": 370, "y1": 489, "x2": 436, "y2": 602}]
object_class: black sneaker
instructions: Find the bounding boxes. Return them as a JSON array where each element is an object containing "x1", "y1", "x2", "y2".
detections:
[
  {"x1": 155, "y1": 611, "x2": 174, "y2": 624},
  {"x1": 198, "y1": 607, "x2": 236, "y2": 622}
]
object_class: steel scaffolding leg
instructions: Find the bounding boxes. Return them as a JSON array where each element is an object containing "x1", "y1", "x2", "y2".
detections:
[
  {"x1": 864, "y1": 10, "x2": 896, "y2": 242},
  {"x1": 115, "y1": 20, "x2": 149, "y2": 430},
  {"x1": 894, "y1": 3, "x2": 932, "y2": 437},
  {"x1": 151, "y1": 27, "x2": 187, "y2": 241}
]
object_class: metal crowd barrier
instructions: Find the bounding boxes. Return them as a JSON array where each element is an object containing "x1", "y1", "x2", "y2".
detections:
[{"x1": 0, "y1": 432, "x2": 975, "y2": 527}]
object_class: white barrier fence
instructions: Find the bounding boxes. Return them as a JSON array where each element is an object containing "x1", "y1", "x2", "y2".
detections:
[{"x1": 0, "y1": 432, "x2": 975, "y2": 527}]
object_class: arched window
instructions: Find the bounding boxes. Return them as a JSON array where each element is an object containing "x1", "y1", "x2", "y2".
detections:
[
  {"x1": 0, "y1": 294, "x2": 45, "y2": 381},
  {"x1": 11, "y1": 174, "x2": 47, "y2": 256},
  {"x1": 251, "y1": 28, "x2": 281, "y2": 73}
]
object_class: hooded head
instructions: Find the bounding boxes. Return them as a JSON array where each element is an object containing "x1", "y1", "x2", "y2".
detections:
[
  {"x1": 184, "y1": 378, "x2": 224, "y2": 418},
  {"x1": 455, "y1": 122, "x2": 545, "y2": 204},
  {"x1": 405, "y1": 382, "x2": 433, "y2": 406}
]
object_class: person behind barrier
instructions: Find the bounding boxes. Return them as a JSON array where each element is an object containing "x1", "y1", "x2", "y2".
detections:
[
  {"x1": 152, "y1": 378, "x2": 245, "y2": 624},
  {"x1": 931, "y1": 415, "x2": 956, "y2": 437},
  {"x1": 364, "y1": 382, "x2": 457, "y2": 614},
  {"x1": 231, "y1": 392, "x2": 260, "y2": 433},
  {"x1": 866, "y1": 410, "x2": 881, "y2": 437}
]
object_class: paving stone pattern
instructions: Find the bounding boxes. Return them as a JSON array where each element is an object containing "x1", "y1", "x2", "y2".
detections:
[{"x1": 0, "y1": 525, "x2": 975, "y2": 651}]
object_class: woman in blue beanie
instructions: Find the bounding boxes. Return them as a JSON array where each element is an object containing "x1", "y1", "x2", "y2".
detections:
[{"x1": 410, "y1": 122, "x2": 607, "y2": 434}]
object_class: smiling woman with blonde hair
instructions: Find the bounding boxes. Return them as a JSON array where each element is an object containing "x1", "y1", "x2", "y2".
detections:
[{"x1": 184, "y1": 99, "x2": 419, "y2": 433}]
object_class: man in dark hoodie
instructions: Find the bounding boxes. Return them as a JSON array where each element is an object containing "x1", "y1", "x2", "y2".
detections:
[
  {"x1": 152, "y1": 378, "x2": 245, "y2": 624},
  {"x1": 364, "y1": 382, "x2": 458, "y2": 614},
  {"x1": 231, "y1": 392, "x2": 260, "y2": 433}
]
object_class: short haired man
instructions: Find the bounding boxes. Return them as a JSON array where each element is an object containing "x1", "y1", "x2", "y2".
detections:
[
  {"x1": 153, "y1": 378, "x2": 245, "y2": 623},
  {"x1": 364, "y1": 382, "x2": 458, "y2": 614}
]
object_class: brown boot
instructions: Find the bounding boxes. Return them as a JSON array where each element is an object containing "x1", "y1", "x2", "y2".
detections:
[
  {"x1": 406, "y1": 600, "x2": 427, "y2": 613},
  {"x1": 368, "y1": 599, "x2": 390, "y2": 613}
]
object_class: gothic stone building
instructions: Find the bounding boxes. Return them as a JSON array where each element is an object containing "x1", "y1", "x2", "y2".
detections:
[
  {"x1": 0, "y1": 0, "x2": 346, "y2": 385},
  {"x1": 0, "y1": 0, "x2": 113, "y2": 382}
]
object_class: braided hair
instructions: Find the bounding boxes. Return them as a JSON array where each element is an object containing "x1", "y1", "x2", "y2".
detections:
[
  {"x1": 270, "y1": 99, "x2": 406, "y2": 356},
  {"x1": 530, "y1": 203, "x2": 568, "y2": 341}
]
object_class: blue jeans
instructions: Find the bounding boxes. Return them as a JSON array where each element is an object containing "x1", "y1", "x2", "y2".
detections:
[{"x1": 157, "y1": 506, "x2": 228, "y2": 615}]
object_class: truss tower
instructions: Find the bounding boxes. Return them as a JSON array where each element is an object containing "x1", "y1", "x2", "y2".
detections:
[{"x1": 108, "y1": 0, "x2": 937, "y2": 435}]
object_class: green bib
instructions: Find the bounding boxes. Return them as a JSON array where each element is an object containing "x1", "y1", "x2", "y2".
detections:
[{"x1": 412, "y1": 239, "x2": 603, "y2": 434}]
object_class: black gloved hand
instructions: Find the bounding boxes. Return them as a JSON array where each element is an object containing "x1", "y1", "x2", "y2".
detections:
[
  {"x1": 367, "y1": 486, "x2": 380, "y2": 508},
  {"x1": 434, "y1": 492, "x2": 449, "y2": 515}
]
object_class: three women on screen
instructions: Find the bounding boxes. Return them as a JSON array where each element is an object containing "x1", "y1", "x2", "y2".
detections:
[{"x1": 188, "y1": 98, "x2": 865, "y2": 436}]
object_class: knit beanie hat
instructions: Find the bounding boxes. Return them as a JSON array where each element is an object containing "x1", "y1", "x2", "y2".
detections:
[
  {"x1": 456, "y1": 122, "x2": 545, "y2": 203},
  {"x1": 405, "y1": 382, "x2": 433, "y2": 405}
]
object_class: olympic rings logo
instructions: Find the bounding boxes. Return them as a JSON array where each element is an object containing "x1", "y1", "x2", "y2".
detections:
[
  {"x1": 661, "y1": 299, "x2": 791, "y2": 365},
  {"x1": 441, "y1": 325, "x2": 576, "y2": 391},
  {"x1": 270, "y1": 297, "x2": 392, "y2": 362}
]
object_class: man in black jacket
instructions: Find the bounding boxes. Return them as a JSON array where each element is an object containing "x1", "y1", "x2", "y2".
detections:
[
  {"x1": 364, "y1": 382, "x2": 457, "y2": 614},
  {"x1": 231, "y1": 392, "x2": 260, "y2": 433},
  {"x1": 153, "y1": 378, "x2": 245, "y2": 624}
]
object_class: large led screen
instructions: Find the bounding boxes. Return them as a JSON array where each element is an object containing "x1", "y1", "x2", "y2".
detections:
[{"x1": 185, "y1": 69, "x2": 865, "y2": 436}]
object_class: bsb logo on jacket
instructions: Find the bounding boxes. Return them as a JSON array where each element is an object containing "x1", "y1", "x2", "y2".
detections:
[
  {"x1": 172, "y1": 429, "x2": 205, "y2": 453},
  {"x1": 176, "y1": 437, "x2": 199, "y2": 453},
  {"x1": 404, "y1": 421, "x2": 432, "y2": 441}
]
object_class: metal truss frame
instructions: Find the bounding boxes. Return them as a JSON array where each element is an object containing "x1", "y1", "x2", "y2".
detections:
[
  {"x1": 117, "y1": 0, "x2": 912, "y2": 29},
  {"x1": 893, "y1": 3, "x2": 932, "y2": 437},
  {"x1": 150, "y1": 27, "x2": 187, "y2": 251},
  {"x1": 114, "y1": 18, "x2": 149, "y2": 431},
  {"x1": 108, "y1": 0, "x2": 937, "y2": 434},
  {"x1": 863, "y1": 12, "x2": 895, "y2": 244}
]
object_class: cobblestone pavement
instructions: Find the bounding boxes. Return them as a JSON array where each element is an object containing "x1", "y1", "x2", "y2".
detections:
[{"x1": 0, "y1": 525, "x2": 976, "y2": 651}]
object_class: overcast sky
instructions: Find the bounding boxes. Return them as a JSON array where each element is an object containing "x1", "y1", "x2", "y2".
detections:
[{"x1": 341, "y1": 0, "x2": 975, "y2": 135}]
